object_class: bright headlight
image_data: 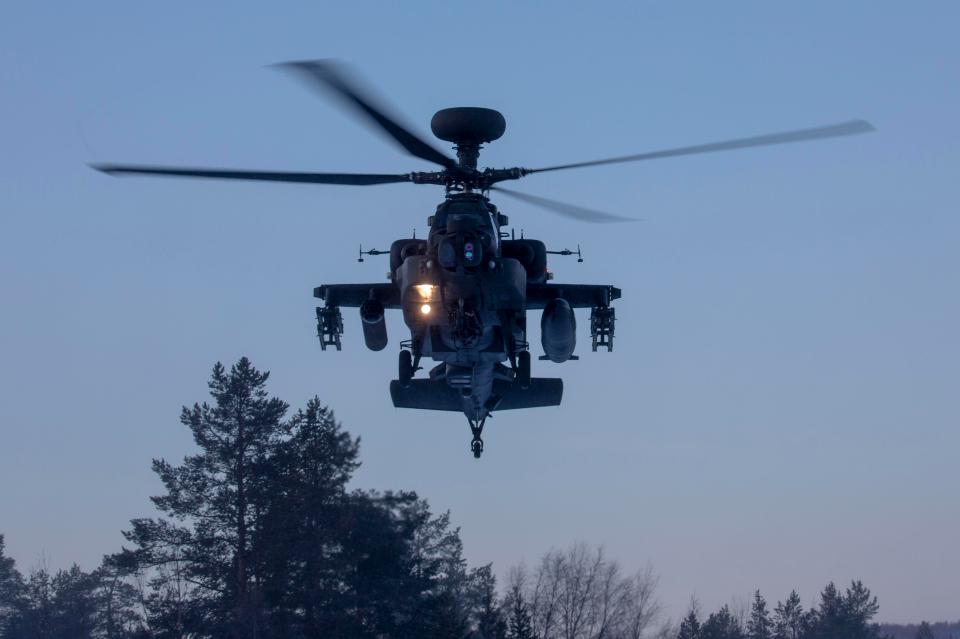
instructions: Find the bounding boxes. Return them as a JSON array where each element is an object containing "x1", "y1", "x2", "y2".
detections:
[
  {"x1": 420, "y1": 303, "x2": 431, "y2": 315},
  {"x1": 415, "y1": 284, "x2": 434, "y2": 301}
]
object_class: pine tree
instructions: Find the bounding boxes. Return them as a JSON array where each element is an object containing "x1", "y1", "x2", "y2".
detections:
[
  {"x1": 257, "y1": 397, "x2": 360, "y2": 637},
  {"x1": 803, "y1": 581, "x2": 882, "y2": 639},
  {"x1": 121, "y1": 358, "x2": 288, "y2": 639},
  {"x1": 747, "y1": 590, "x2": 772, "y2": 639},
  {"x1": 49, "y1": 564, "x2": 100, "y2": 638},
  {"x1": 468, "y1": 564, "x2": 506, "y2": 639},
  {"x1": 504, "y1": 580, "x2": 534, "y2": 639},
  {"x1": 0, "y1": 537, "x2": 24, "y2": 636},
  {"x1": 677, "y1": 609, "x2": 701, "y2": 639},
  {"x1": 94, "y1": 555, "x2": 146, "y2": 638},
  {"x1": 915, "y1": 621, "x2": 935, "y2": 639},
  {"x1": 701, "y1": 604, "x2": 745, "y2": 639},
  {"x1": 772, "y1": 591, "x2": 804, "y2": 639}
]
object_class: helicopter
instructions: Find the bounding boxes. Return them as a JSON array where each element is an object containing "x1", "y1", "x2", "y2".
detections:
[{"x1": 93, "y1": 60, "x2": 874, "y2": 458}]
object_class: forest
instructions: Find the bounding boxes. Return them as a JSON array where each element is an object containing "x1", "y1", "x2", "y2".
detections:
[{"x1": 0, "y1": 358, "x2": 953, "y2": 639}]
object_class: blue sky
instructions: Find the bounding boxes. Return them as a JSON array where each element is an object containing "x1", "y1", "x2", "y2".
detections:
[{"x1": 1, "y1": 1, "x2": 958, "y2": 624}]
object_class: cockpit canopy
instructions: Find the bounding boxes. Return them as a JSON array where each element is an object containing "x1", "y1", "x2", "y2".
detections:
[{"x1": 430, "y1": 195, "x2": 498, "y2": 271}]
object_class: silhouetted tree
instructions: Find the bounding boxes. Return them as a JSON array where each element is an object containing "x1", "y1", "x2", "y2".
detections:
[
  {"x1": 12, "y1": 565, "x2": 54, "y2": 638},
  {"x1": 0, "y1": 536, "x2": 25, "y2": 634},
  {"x1": 677, "y1": 609, "x2": 701, "y2": 639},
  {"x1": 504, "y1": 570, "x2": 535, "y2": 639},
  {"x1": 519, "y1": 542, "x2": 663, "y2": 639},
  {"x1": 772, "y1": 591, "x2": 804, "y2": 639},
  {"x1": 747, "y1": 591, "x2": 772, "y2": 639},
  {"x1": 94, "y1": 556, "x2": 146, "y2": 638},
  {"x1": 468, "y1": 564, "x2": 506, "y2": 639},
  {"x1": 802, "y1": 581, "x2": 881, "y2": 639},
  {"x1": 120, "y1": 358, "x2": 287, "y2": 638},
  {"x1": 256, "y1": 397, "x2": 360, "y2": 637},
  {"x1": 701, "y1": 604, "x2": 744, "y2": 639},
  {"x1": 914, "y1": 621, "x2": 934, "y2": 639}
]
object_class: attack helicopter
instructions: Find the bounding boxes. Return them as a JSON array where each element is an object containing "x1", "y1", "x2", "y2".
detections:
[{"x1": 93, "y1": 60, "x2": 874, "y2": 458}]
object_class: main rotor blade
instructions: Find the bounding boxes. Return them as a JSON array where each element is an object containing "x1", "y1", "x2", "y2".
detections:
[
  {"x1": 91, "y1": 164, "x2": 412, "y2": 186},
  {"x1": 275, "y1": 59, "x2": 458, "y2": 171},
  {"x1": 491, "y1": 186, "x2": 636, "y2": 224},
  {"x1": 527, "y1": 120, "x2": 875, "y2": 174}
]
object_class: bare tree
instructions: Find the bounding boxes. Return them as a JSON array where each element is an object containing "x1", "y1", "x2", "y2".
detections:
[{"x1": 515, "y1": 543, "x2": 663, "y2": 639}]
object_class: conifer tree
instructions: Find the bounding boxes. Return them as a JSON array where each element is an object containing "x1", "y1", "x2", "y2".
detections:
[
  {"x1": 504, "y1": 579, "x2": 534, "y2": 639},
  {"x1": 121, "y1": 358, "x2": 287, "y2": 638},
  {"x1": 468, "y1": 564, "x2": 506, "y2": 639},
  {"x1": 701, "y1": 604, "x2": 745, "y2": 639},
  {"x1": 772, "y1": 591, "x2": 804, "y2": 639},
  {"x1": 915, "y1": 621, "x2": 934, "y2": 639},
  {"x1": 677, "y1": 609, "x2": 701, "y2": 639},
  {"x1": 0, "y1": 537, "x2": 24, "y2": 636},
  {"x1": 747, "y1": 590, "x2": 772, "y2": 639}
]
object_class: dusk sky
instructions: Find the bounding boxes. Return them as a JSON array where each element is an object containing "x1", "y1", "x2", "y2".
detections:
[{"x1": 2, "y1": 1, "x2": 958, "y2": 624}]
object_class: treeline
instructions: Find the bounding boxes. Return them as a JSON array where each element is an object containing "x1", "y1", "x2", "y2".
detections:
[
  {"x1": 674, "y1": 582, "x2": 892, "y2": 639},
  {"x1": 0, "y1": 358, "x2": 934, "y2": 639},
  {"x1": 1, "y1": 358, "x2": 503, "y2": 638},
  {"x1": 880, "y1": 621, "x2": 960, "y2": 639}
]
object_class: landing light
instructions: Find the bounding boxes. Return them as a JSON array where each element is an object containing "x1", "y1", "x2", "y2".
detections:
[
  {"x1": 420, "y1": 303, "x2": 432, "y2": 315},
  {"x1": 415, "y1": 284, "x2": 434, "y2": 301}
]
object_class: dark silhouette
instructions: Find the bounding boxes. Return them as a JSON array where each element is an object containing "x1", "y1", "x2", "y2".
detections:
[{"x1": 747, "y1": 591, "x2": 772, "y2": 639}]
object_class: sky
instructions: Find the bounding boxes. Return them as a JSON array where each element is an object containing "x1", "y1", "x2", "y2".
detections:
[{"x1": 1, "y1": 0, "x2": 958, "y2": 625}]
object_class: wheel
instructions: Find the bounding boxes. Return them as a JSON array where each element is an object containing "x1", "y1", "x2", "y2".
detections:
[
  {"x1": 471, "y1": 439, "x2": 483, "y2": 458},
  {"x1": 398, "y1": 350, "x2": 413, "y2": 388},
  {"x1": 517, "y1": 351, "x2": 531, "y2": 389}
]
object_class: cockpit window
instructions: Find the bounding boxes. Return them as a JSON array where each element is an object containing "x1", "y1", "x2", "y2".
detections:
[{"x1": 438, "y1": 238, "x2": 457, "y2": 269}]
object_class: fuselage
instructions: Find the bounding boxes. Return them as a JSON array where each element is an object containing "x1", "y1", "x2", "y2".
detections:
[{"x1": 394, "y1": 193, "x2": 524, "y2": 422}]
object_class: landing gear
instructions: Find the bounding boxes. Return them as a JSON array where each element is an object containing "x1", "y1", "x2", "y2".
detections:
[
  {"x1": 469, "y1": 417, "x2": 486, "y2": 459},
  {"x1": 398, "y1": 350, "x2": 414, "y2": 388}
]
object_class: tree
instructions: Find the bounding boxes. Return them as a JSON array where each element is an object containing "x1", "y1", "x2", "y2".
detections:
[
  {"x1": 0, "y1": 536, "x2": 25, "y2": 634},
  {"x1": 468, "y1": 564, "x2": 506, "y2": 639},
  {"x1": 801, "y1": 581, "x2": 881, "y2": 639},
  {"x1": 915, "y1": 621, "x2": 934, "y2": 639},
  {"x1": 504, "y1": 569, "x2": 535, "y2": 639},
  {"x1": 518, "y1": 543, "x2": 664, "y2": 639},
  {"x1": 747, "y1": 591, "x2": 772, "y2": 639},
  {"x1": 121, "y1": 358, "x2": 288, "y2": 638},
  {"x1": 256, "y1": 397, "x2": 360, "y2": 637},
  {"x1": 701, "y1": 604, "x2": 745, "y2": 639},
  {"x1": 772, "y1": 591, "x2": 803, "y2": 639},
  {"x1": 677, "y1": 608, "x2": 701, "y2": 639},
  {"x1": 48, "y1": 564, "x2": 99, "y2": 639},
  {"x1": 516, "y1": 543, "x2": 662, "y2": 639},
  {"x1": 94, "y1": 555, "x2": 146, "y2": 638}
]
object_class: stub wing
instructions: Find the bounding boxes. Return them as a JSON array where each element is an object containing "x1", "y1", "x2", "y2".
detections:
[
  {"x1": 526, "y1": 283, "x2": 620, "y2": 309},
  {"x1": 314, "y1": 283, "x2": 401, "y2": 308},
  {"x1": 390, "y1": 378, "x2": 563, "y2": 412}
]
